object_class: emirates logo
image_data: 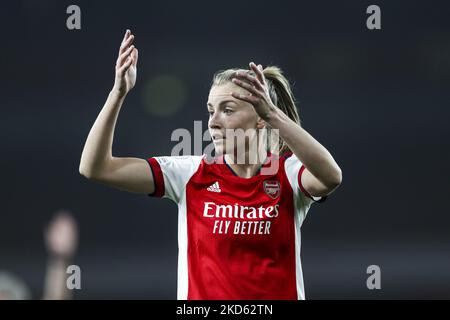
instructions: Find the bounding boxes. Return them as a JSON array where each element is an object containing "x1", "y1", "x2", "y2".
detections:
[{"x1": 263, "y1": 180, "x2": 280, "y2": 199}]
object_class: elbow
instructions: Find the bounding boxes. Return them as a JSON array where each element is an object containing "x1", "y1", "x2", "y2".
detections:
[
  {"x1": 79, "y1": 162, "x2": 96, "y2": 180},
  {"x1": 79, "y1": 153, "x2": 90, "y2": 178},
  {"x1": 79, "y1": 156, "x2": 111, "y2": 180},
  {"x1": 325, "y1": 166, "x2": 342, "y2": 190},
  {"x1": 79, "y1": 164, "x2": 91, "y2": 179},
  {"x1": 331, "y1": 167, "x2": 343, "y2": 188}
]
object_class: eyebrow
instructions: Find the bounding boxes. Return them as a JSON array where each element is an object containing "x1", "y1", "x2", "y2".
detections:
[{"x1": 207, "y1": 100, "x2": 237, "y2": 108}]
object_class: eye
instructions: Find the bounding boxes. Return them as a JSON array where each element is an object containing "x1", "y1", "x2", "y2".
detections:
[
  {"x1": 224, "y1": 108, "x2": 233, "y2": 115},
  {"x1": 207, "y1": 110, "x2": 214, "y2": 116}
]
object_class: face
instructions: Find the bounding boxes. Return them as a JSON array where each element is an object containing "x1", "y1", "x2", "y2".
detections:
[{"x1": 207, "y1": 82, "x2": 264, "y2": 156}]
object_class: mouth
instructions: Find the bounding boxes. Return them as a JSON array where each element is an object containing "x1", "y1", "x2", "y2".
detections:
[
  {"x1": 212, "y1": 134, "x2": 226, "y2": 141},
  {"x1": 213, "y1": 138, "x2": 225, "y2": 144}
]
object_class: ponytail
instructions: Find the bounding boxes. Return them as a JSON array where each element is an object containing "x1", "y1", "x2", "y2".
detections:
[{"x1": 262, "y1": 66, "x2": 300, "y2": 155}]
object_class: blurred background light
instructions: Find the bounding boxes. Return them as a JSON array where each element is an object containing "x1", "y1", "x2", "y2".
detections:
[{"x1": 141, "y1": 75, "x2": 188, "y2": 117}]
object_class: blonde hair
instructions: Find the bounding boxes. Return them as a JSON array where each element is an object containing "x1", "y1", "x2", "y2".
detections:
[{"x1": 211, "y1": 65, "x2": 301, "y2": 155}]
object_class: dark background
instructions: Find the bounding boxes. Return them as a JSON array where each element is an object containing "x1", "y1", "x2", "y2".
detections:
[{"x1": 1, "y1": 0, "x2": 449, "y2": 299}]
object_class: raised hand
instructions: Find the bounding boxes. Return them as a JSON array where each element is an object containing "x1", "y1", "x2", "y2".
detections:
[
  {"x1": 113, "y1": 29, "x2": 139, "y2": 96},
  {"x1": 231, "y1": 62, "x2": 277, "y2": 121}
]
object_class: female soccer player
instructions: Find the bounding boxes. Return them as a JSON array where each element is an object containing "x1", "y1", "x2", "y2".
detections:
[{"x1": 79, "y1": 29, "x2": 342, "y2": 300}]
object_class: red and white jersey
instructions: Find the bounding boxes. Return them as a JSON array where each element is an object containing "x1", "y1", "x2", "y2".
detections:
[{"x1": 147, "y1": 152, "x2": 324, "y2": 300}]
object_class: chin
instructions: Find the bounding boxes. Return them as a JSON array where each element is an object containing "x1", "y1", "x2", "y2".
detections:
[
  {"x1": 212, "y1": 141, "x2": 240, "y2": 157},
  {"x1": 212, "y1": 145, "x2": 224, "y2": 156}
]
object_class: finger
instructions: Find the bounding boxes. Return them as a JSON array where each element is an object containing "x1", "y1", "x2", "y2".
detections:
[
  {"x1": 118, "y1": 56, "x2": 133, "y2": 76},
  {"x1": 250, "y1": 62, "x2": 265, "y2": 84},
  {"x1": 231, "y1": 78, "x2": 261, "y2": 97},
  {"x1": 234, "y1": 70, "x2": 264, "y2": 91},
  {"x1": 257, "y1": 64, "x2": 266, "y2": 81},
  {"x1": 120, "y1": 34, "x2": 134, "y2": 54},
  {"x1": 117, "y1": 45, "x2": 134, "y2": 67},
  {"x1": 131, "y1": 48, "x2": 138, "y2": 67},
  {"x1": 231, "y1": 91, "x2": 258, "y2": 105},
  {"x1": 117, "y1": 45, "x2": 135, "y2": 67},
  {"x1": 122, "y1": 29, "x2": 130, "y2": 43},
  {"x1": 119, "y1": 34, "x2": 134, "y2": 55}
]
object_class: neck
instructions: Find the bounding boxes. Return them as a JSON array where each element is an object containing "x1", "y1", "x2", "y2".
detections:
[{"x1": 224, "y1": 148, "x2": 269, "y2": 179}]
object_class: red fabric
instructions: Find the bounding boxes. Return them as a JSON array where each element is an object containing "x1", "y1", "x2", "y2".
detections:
[
  {"x1": 147, "y1": 158, "x2": 165, "y2": 198},
  {"x1": 185, "y1": 154, "x2": 298, "y2": 299}
]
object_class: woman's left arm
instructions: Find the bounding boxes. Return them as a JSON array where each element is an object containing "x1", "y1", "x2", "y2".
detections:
[
  {"x1": 232, "y1": 62, "x2": 342, "y2": 197},
  {"x1": 269, "y1": 109, "x2": 342, "y2": 197}
]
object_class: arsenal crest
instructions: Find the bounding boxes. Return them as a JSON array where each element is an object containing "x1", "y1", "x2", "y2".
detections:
[{"x1": 263, "y1": 180, "x2": 280, "y2": 199}]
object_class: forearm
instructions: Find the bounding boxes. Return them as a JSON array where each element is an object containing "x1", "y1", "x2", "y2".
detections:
[
  {"x1": 268, "y1": 109, "x2": 342, "y2": 187},
  {"x1": 79, "y1": 89, "x2": 125, "y2": 177}
]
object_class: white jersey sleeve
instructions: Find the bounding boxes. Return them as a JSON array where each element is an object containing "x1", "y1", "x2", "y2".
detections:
[
  {"x1": 146, "y1": 155, "x2": 203, "y2": 203},
  {"x1": 284, "y1": 154, "x2": 326, "y2": 224}
]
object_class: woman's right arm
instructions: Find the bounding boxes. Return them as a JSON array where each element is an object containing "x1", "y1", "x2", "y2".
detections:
[{"x1": 79, "y1": 29, "x2": 154, "y2": 194}]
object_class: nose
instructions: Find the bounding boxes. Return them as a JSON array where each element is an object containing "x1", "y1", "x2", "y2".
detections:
[{"x1": 208, "y1": 111, "x2": 222, "y2": 130}]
